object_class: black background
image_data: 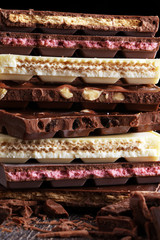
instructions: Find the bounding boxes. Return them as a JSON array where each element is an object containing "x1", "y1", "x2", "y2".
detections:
[{"x1": 1, "y1": 1, "x2": 160, "y2": 17}]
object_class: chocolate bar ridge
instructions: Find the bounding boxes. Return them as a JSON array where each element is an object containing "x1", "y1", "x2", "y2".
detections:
[
  {"x1": 0, "y1": 9, "x2": 159, "y2": 36},
  {"x1": 0, "y1": 110, "x2": 159, "y2": 139}
]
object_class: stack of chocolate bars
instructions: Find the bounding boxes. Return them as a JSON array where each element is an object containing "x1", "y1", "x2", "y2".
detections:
[{"x1": 0, "y1": 9, "x2": 159, "y2": 191}]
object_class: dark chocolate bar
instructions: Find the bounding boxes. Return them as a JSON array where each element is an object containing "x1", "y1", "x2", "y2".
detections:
[
  {"x1": 0, "y1": 184, "x2": 158, "y2": 207},
  {"x1": 0, "y1": 82, "x2": 160, "y2": 112},
  {"x1": 0, "y1": 32, "x2": 159, "y2": 58},
  {"x1": 95, "y1": 191, "x2": 160, "y2": 240},
  {"x1": 1, "y1": 162, "x2": 160, "y2": 189},
  {"x1": 96, "y1": 215, "x2": 136, "y2": 232},
  {"x1": 97, "y1": 198, "x2": 131, "y2": 216},
  {"x1": 0, "y1": 109, "x2": 159, "y2": 139},
  {"x1": 0, "y1": 9, "x2": 158, "y2": 36}
]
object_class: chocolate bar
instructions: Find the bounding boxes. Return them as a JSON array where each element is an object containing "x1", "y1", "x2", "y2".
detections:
[
  {"x1": 1, "y1": 162, "x2": 160, "y2": 189},
  {"x1": 0, "y1": 32, "x2": 159, "y2": 58},
  {"x1": 0, "y1": 110, "x2": 159, "y2": 140},
  {"x1": 96, "y1": 215, "x2": 136, "y2": 232},
  {"x1": 95, "y1": 192, "x2": 160, "y2": 240},
  {"x1": 44, "y1": 199, "x2": 69, "y2": 218},
  {"x1": 0, "y1": 9, "x2": 158, "y2": 36},
  {"x1": 0, "y1": 184, "x2": 158, "y2": 207},
  {"x1": 95, "y1": 191, "x2": 160, "y2": 240},
  {"x1": 0, "y1": 83, "x2": 160, "y2": 111},
  {"x1": 0, "y1": 55, "x2": 160, "y2": 85},
  {"x1": 0, "y1": 131, "x2": 159, "y2": 163},
  {"x1": 97, "y1": 198, "x2": 131, "y2": 216}
]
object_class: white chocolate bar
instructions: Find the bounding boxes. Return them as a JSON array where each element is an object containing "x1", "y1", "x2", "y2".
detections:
[
  {"x1": 0, "y1": 131, "x2": 159, "y2": 163},
  {"x1": 0, "y1": 55, "x2": 159, "y2": 84}
]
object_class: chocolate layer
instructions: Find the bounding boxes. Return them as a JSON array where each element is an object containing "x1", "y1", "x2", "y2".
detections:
[
  {"x1": 0, "y1": 82, "x2": 160, "y2": 111},
  {"x1": 1, "y1": 162, "x2": 160, "y2": 189},
  {"x1": 0, "y1": 32, "x2": 159, "y2": 58},
  {"x1": 0, "y1": 110, "x2": 159, "y2": 139},
  {"x1": 0, "y1": 9, "x2": 158, "y2": 36}
]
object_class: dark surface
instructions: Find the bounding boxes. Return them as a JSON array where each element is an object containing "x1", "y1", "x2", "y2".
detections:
[{"x1": 0, "y1": 212, "x2": 93, "y2": 240}]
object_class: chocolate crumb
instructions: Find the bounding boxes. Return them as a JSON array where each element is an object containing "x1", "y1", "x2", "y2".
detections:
[
  {"x1": 43, "y1": 199, "x2": 69, "y2": 218},
  {"x1": 0, "y1": 205, "x2": 12, "y2": 224}
]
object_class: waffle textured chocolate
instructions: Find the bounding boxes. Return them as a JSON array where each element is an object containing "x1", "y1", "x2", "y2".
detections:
[
  {"x1": 0, "y1": 131, "x2": 159, "y2": 163},
  {"x1": 0, "y1": 55, "x2": 160, "y2": 85}
]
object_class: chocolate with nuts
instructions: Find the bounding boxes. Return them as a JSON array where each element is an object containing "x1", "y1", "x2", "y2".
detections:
[{"x1": 0, "y1": 83, "x2": 160, "y2": 111}]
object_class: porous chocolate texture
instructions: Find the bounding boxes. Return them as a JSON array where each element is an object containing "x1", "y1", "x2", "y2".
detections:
[
  {"x1": 0, "y1": 109, "x2": 159, "y2": 139},
  {"x1": 0, "y1": 83, "x2": 160, "y2": 111},
  {"x1": 0, "y1": 9, "x2": 159, "y2": 36}
]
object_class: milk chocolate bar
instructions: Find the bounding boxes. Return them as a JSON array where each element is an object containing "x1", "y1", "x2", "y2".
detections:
[
  {"x1": 0, "y1": 9, "x2": 159, "y2": 36},
  {"x1": 0, "y1": 55, "x2": 160, "y2": 84},
  {"x1": 0, "y1": 110, "x2": 159, "y2": 140},
  {"x1": 0, "y1": 83, "x2": 160, "y2": 111},
  {"x1": 0, "y1": 32, "x2": 160, "y2": 58},
  {"x1": 0, "y1": 131, "x2": 159, "y2": 163},
  {"x1": 1, "y1": 162, "x2": 160, "y2": 189}
]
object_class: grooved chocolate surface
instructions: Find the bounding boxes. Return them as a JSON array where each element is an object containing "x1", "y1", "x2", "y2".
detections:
[{"x1": 0, "y1": 109, "x2": 159, "y2": 139}]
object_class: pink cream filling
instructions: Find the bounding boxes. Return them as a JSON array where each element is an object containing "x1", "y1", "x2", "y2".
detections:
[
  {"x1": 0, "y1": 37, "x2": 158, "y2": 50},
  {"x1": 6, "y1": 166, "x2": 160, "y2": 182}
]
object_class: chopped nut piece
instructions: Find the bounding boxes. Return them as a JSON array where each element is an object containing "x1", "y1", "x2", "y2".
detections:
[
  {"x1": 105, "y1": 93, "x2": 109, "y2": 100},
  {"x1": 113, "y1": 92, "x2": 125, "y2": 101},
  {"x1": 82, "y1": 88, "x2": 102, "y2": 101},
  {"x1": 0, "y1": 88, "x2": 7, "y2": 100},
  {"x1": 59, "y1": 87, "x2": 73, "y2": 99},
  {"x1": 80, "y1": 109, "x2": 95, "y2": 113}
]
